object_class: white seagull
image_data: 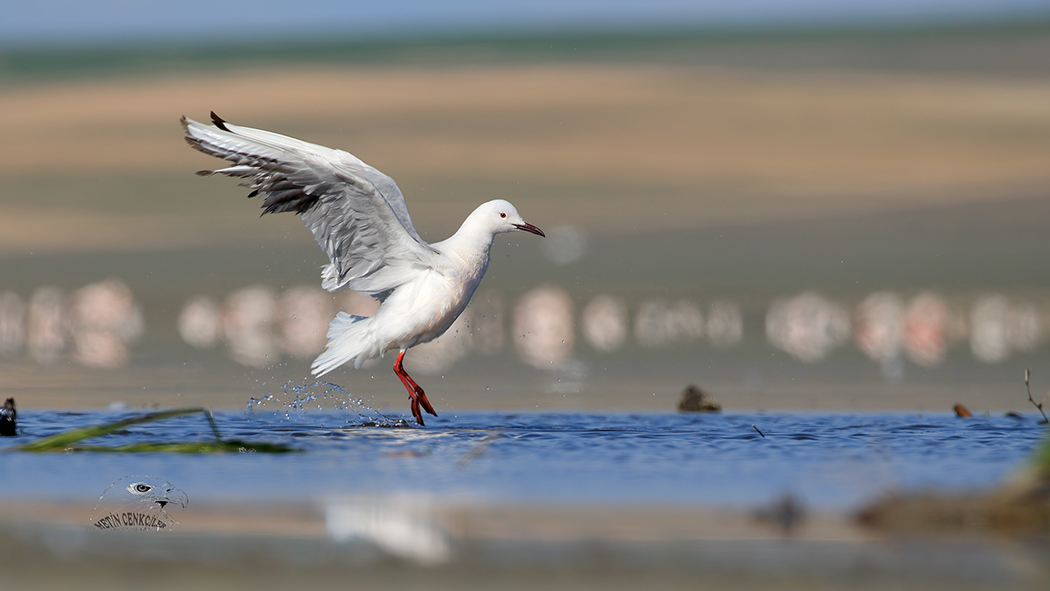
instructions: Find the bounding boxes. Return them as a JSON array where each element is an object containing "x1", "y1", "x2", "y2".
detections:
[{"x1": 182, "y1": 112, "x2": 544, "y2": 425}]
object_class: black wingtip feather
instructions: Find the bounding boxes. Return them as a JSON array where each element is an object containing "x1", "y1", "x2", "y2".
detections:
[
  {"x1": 210, "y1": 111, "x2": 230, "y2": 132},
  {"x1": 247, "y1": 190, "x2": 259, "y2": 198}
]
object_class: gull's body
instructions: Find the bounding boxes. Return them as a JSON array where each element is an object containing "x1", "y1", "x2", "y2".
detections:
[{"x1": 182, "y1": 112, "x2": 543, "y2": 425}]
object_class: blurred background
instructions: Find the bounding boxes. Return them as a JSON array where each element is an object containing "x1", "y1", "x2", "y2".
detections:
[{"x1": 2, "y1": 0, "x2": 1050, "y2": 413}]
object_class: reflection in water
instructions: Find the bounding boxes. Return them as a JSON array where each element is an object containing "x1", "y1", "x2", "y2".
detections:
[
  {"x1": 853, "y1": 292, "x2": 905, "y2": 381},
  {"x1": 667, "y1": 301, "x2": 704, "y2": 344},
  {"x1": 539, "y1": 224, "x2": 588, "y2": 265},
  {"x1": 706, "y1": 300, "x2": 744, "y2": 347},
  {"x1": 0, "y1": 292, "x2": 26, "y2": 356},
  {"x1": 180, "y1": 286, "x2": 380, "y2": 366},
  {"x1": 854, "y1": 292, "x2": 904, "y2": 362},
  {"x1": 222, "y1": 285, "x2": 278, "y2": 368},
  {"x1": 513, "y1": 285, "x2": 574, "y2": 369},
  {"x1": 766, "y1": 292, "x2": 850, "y2": 362},
  {"x1": 26, "y1": 287, "x2": 66, "y2": 365},
  {"x1": 903, "y1": 292, "x2": 947, "y2": 367},
  {"x1": 3, "y1": 278, "x2": 1047, "y2": 372},
  {"x1": 67, "y1": 279, "x2": 145, "y2": 369},
  {"x1": 1008, "y1": 302, "x2": 1041, "y2": 352},
  {"x1": 469, "y1": 290, "x2": 506, "y2": 354},
  {"x1": 178, "y1": 295, "x2": 221, "y2": 349},
  {"x1": 971, "y1": 296, "x2": 1008, "y2": 362},
  {"x1": 325, "y1": 495, "x2": 450, "y2": 564},
  {"x1": 278, "y1": 286, "x2": 334, "y2": 358},
  {"x1": 971, "y1": 294, "x2": 1041, "y2": 363},
  {"x1": 581, "y1": 295, "x2": 627, "y2": 353},
  {"x1": 634, "y1": 300, "x2": 668, "y2": 348},
  {"x1": 635, "y1": 299, "x2": 704, "y2": 348}
]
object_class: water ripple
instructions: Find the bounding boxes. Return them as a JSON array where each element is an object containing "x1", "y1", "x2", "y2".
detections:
[{"x1": 0, "y1": 410, "x2": 1045, "y2": 509}]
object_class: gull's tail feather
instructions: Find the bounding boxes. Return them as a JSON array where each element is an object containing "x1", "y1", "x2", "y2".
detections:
[{"x1": 311, "y1": 312, "x2": 379, "y2": 376}]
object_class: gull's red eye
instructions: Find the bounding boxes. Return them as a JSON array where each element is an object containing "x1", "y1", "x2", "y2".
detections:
[{"x1": 500, "y1": 212, "x2": 506, "y2": 218}]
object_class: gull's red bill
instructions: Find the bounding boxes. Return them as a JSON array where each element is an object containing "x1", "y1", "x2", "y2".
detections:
[{"x1": 514, "y1": 222, "x2": 545, "y2": 237}]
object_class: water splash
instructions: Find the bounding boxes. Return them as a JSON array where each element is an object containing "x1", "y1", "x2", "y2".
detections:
[{"x1": 248, "y1": 381, "x2": 408, "y2": 427}]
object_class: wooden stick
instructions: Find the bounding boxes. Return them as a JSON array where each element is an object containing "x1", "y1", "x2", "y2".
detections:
[{"x1": 1024, "y1": 369, "x2": 1049, "y2": 424}]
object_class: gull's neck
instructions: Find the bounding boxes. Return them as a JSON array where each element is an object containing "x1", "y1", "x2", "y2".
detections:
[{"x1": 434, "y1": 210, "x2": 496, "y2": 270}]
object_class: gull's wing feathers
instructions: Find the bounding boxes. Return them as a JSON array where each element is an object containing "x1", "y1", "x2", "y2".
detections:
[{"x1": 183, "y1": 112, "x2": 437, "y2": 298}]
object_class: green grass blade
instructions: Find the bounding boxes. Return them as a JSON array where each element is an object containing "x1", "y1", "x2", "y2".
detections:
[
  {"x1": 62, "y1": 440, "x2": 298, "y2": 453},
  {"x1": 10, "y1": 407, "x2": 206, "y2": 452},
  {"x1": 8, "y1": 407, "x2": 299, "y2": 454}
]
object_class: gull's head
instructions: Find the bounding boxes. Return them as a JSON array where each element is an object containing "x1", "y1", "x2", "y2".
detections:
[{"x1": 476, "y1": 199, "x2": 544, "y2": 237}]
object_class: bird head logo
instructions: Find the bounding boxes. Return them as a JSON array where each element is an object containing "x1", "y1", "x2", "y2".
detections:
[{"x1": 90, "y1": 475, "x2": 189, "y2": 531}]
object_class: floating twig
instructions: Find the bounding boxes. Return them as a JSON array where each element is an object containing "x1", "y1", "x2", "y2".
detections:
[
  {"x1": 1024, "y1": 369, "x2": 1050, "y2": 425},
  {"x1": 752, "y1": 424, "x2": 766, "y2": 438}
]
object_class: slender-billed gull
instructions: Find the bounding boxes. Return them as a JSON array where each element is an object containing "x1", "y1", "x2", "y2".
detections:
[{"x1": 182, "y1": 112, "x2": 544, "y2": 425}]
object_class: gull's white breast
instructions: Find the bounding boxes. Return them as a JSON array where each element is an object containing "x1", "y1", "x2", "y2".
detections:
[{"x1": 372, "y1": 254, "x2": 488, "y2": 352}]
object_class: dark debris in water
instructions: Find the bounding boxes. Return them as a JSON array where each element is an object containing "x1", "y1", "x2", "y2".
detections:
[
  {"x1": 677, "y1": 385, "x2": 721, "y2": 413},
  {"x1": 0, "y1": 397, "x2": 16, "y2": 437}
]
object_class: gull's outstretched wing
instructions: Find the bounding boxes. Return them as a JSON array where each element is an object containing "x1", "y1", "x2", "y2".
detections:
[{"x1": 183, "y1": 113, "x2": 437, "y2": 299}]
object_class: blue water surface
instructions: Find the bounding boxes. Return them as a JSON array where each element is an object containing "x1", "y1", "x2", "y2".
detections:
[{"x1": 1, "y1": 406, "x2": 1045, "y2": 510}]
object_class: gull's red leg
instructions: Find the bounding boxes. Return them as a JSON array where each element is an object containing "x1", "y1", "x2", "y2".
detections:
[{"x1": 393, "y1": 350, "x2": 438, "y2": 426}]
